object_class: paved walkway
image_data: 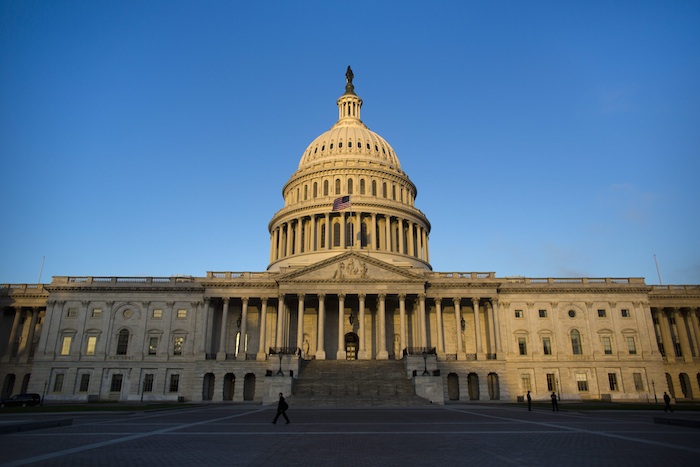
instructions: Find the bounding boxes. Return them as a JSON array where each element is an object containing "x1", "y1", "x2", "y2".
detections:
[{"x1": 1, "y1": 404, "x2": 699, "y2": 466}]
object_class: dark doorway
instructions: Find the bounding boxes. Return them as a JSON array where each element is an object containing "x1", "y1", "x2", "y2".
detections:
[
  {"x1": 202, "y1": 373, "x2": 215, "y2": 401},
  {"x1": 223, "y1": 373, "x2": 235, "y2": 401},
  {"x1": 468, "y1": 372, "x2": 480, "y2": 400},
  {"x1": 345, "y1": 332, "x2": 359, "y2": 360},
  {"x1": 244, "y1": 373, "x2": 256, "y2": 401},
  {"x1": 447, "y1": 373, "x2": 460, "y2": 401}
]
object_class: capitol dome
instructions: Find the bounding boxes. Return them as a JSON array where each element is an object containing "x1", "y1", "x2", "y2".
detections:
[{"x1": 267, "y1": 68, "x2": 431, "y2": 272}]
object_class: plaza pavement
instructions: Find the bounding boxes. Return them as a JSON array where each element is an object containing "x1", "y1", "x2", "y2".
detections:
[{"x1": 1, "y1": 403, "x2": 699, "y2": 466}]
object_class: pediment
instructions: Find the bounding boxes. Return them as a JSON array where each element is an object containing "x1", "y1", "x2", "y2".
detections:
[{"x1": 276, "y1": 251, "x2": 426, "y2": 284}]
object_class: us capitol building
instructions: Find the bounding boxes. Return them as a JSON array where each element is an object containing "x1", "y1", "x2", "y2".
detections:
[{"x1": 2, "y1": 69, "x2": 699, "y2": 405}]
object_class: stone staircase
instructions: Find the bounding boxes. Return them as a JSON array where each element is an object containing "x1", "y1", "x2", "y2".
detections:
[{"x1": 289, "y1": 359, "x2": 431, "y2": 407}]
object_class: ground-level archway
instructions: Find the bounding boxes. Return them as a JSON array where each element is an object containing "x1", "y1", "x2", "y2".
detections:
[
  {"x1": 679, "y1": 373, "x2": 693, "y2": 399},
  {"x1": 202, "y1": 373, "x2": 215, "y2": 401},
  {"x1": 244, "y1": 373, "x2": 256, "y2": 401},
  {"x1": 345, "y1": 332, "x2": 359, "y2": 360},
  {"x1": 1, "y1": 374, "x2": 15, "y2": 399},
  {"x1": 468, "y1": 373, "x2": 480, "y2": 400},
  {"x1": 223, "y1": 373, "x2": 235, "y2": 401},
  {"x1": 447, "y1": 373, "x2": 460, "y2": 401},
  {"x1": 487, "y1": 372, "x2": 500, "y2": 400}
]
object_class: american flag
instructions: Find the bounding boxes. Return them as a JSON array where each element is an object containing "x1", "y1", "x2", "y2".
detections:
[{"x1": 332, "y1": 195, "x2": 351, "y2": 211}]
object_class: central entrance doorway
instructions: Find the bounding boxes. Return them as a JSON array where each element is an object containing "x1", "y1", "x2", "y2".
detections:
[{"x1": 345, "y1": 332, "x2": 359, "y2": 360}]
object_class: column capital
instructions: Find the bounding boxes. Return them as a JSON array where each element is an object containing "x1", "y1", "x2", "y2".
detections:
[
  {"x1": 338, "y1": 293, "x2": 346, "y2": 301},
  {"x1": 318, "y1": 293, "x2": 326, "y2": 301},
  {"x1": 434, "y1": 297, "x2": 442, "y2": 305},
  {"x1": 398, "y1": 293, "x2": 406, "y2": 301},
  {"x1": 242, "y1": 297, "x2": 249, "y2": 305},
  {"x1": 261, "y1": 297, "x2": 268, "y2": 305},
  {"x1": 378, "y1": 293, "x2": 386, "y2": 301},
  {"x1": 297, "y1": 294, "x2": 305, "y2": 301},
  {"x1": 453, "y1": 297, "x2": 461, "y2": 306},
  {"x1": 358, "y1": 293, "x2": 366, "y2": 301},
  {"x1": 222, "y1": 297, "x2": 230, "y2": 305}
]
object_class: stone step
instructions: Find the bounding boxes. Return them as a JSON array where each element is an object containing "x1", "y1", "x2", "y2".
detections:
[{"x1": 290, "y1": 359, "x2": 431, "y2": 407}]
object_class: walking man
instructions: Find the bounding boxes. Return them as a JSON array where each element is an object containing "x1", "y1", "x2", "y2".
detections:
[
  {"x1": 551, "y1": 391, "x2": 559, "y2": 412},
  {"x1": 527, "y1": 391, "x2": 532, "y2": 411},
  {"x1": 272, "y1": 392, "x2": 290, "y2": 424},
  {"x1": 663, "y1": 392, "x2": 673, "y2": 412}
]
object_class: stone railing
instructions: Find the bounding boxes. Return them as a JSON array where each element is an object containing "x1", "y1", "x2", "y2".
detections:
[
  {"x1": 0, "y1": 284, "x2": 48, "y2": 294},
  {"x1": 431, "y1": 272, "x2": 495, "y2": 279},
  {"x1": 504, "y1": 277, "x2": 645, "y2": 285},
  {"x1": 55, "y1": 276, "x2": 196, "y2": 285},
  {"x1": 207, "y1": 272, "x2": 273, "y2": 279}
]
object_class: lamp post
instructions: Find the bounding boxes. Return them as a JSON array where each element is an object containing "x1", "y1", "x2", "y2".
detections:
[
  {"x1": 277, "y1": 352, "x2": 284, "y2": 375},
  {"x1": 422, "y1": 350, "x2": 430, "y2": 376},
  {"x1": 652, "y1": 379, "x2": 657, "y2": 403}
]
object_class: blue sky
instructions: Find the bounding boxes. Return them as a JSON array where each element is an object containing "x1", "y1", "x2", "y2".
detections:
[{"x1": 1, "y1": 0, "x2": 699, "y2": 285}]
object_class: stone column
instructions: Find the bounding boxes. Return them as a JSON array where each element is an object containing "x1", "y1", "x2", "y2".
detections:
[
  {"x1": 296, "y1": 294, "x2": 305, "y2": 355},
  {"x1": 657, "y1": 308, "x2": 675, "y2": 360},
  {"x1": 454, "y1": 298, "x2": 465, "y2": 360},
  {"x1": 257, "y1": 298, "x2": 268, "y2": 359},
  {"x1": 269, "y1": 229, "x2": 276, "y2": 263},
  {"x1": 217, "y1": 298, "x2": 230, "y2": 360},
  {"x1": 398, "y1": 219, "x2": 405, "y2": 254},
  {"x1": 358, "y1": 294, "x2": 368, "y2": 359},
  {"x1": 419, "y1": 294, "x2": 427, "y2": 348},
  {"x1": 276, "y1": 295, "x2": 285, "y2": 347},
  {"x1": 399, "y1": 294, "x2": 407, "y2": 356},
  {"x1": 325, "y1": 213, "x2": 331, "y2": 250},
  {"x1": 201, "y1": 298, "x2": 211, "y2": 356},
  {"x1": 316, "y1": 294, "x2": 326, "y2": 360},
  {"x1": 4, "y1": 307, "x2": 22, "y2": 359},
  {"x1": 236, "y1": 298, "x2": 249, "y2": 360},
  {"x1": 384, "y1": 216, "x2": 391, "y2": 252},
  {"x1": 435, "y1": 298, "x2": 444, "y2": 354},
  {"x1": 673, "y1": 308, "x2": 693, "y2": 362},
  {"x1": 310, "y1": 215, "x2": 317, "y2": 252},
  {"x1": 492, "y1": 299, "x2": 502, "y2": 354},
  {"x1": 472, "y1": 298, "x2": 483, "y2": 356},
  {"x1": 340, "y1": 213, "x2": 346, "y2": 249},
  {"x1": 295, "y1": 218, "x2": 302, "y2": 254},
  {"x1": 285, "y1": 222, "x2": 293, "y2": 257},
  {"x1": 22, "y1": 308, "x2": 39, "y2": 361},
  {"x1": 376, "y1": 294, "x2": 388, "y2": 359},
  {"x1": 408, "y1": 222, "x2": 415, "y2": 257},
  {"x1": 689, "y1": 308, "x2": 700, "y2": 357},
  {"x1": 337, "y1": 294, "x2": 346, "y2": 359},
  {"x1": 371, "y1": 213, "x2": 377, "y2": 250},
  {"x1": 424, "y1": 230, "x2": 430, "y2": 263}
]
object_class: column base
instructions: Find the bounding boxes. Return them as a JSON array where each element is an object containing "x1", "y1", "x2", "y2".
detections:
[
  {"x1": 358, "y1": 349, "x2": 369, "y2": 360},
  {"x1": 375, "y1": 350, "x2": 389, "y2": 360},
  {"x1": 457, "y1": 353, "x2": 467, "y2": 361},
  {"x1": 256, "y1": 352, "x2": 267, "y2": 360},
  {"x1": 216, "y1": 352, "x2": 227, "y2": 361},
  {"x1": 336, "y1": 350, "x2": 347, "y2": 360},
  {"x1": 315, "y1": 350, "x2": 326, "y2": 360}
]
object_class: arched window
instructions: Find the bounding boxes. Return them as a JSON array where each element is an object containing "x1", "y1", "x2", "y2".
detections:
[
  {"x1": 304, "y1": 185, "x2": 308, "y2": 201},
  {"x1": 346, "y1": 222, "x2": 354, "y2": 247},
  {"x1": 361, "y1": 221, "x2": 368, "y2": 247},
  {"x1": 371, "y1": 180, "x2": 377, "y2": 196},
  {"x1": 392, "y1": 185, "x2": 396, "y2": 200},
  {"x1": 320, "y1": 223, "x2": 326, "y2": 248},
  {"x1": 360, "y1": 179, "x2": 365, "y2": 195},
  {"x1": 571, "y1": 329, "x2": 582, "y2": 355},
  {"x1": 116, "y1": 329, "x2": 129, "y2": 355},
  {"x1": 313, "y1": 182, "x2": 318, "y2": 198},
  {"x1": 335, "y1": 179, "x2": 341, "y2": 195},
  {"x1": 348, "y1": 179, "x2": 353, "y2": 195},
  {"x1": 323, "y1": 180, "x2": 329, "y2": 196},
  {"x1": 382, "y1": 182, "x2": 387, "y2": 198},
  {"x1": 333, "y1": 222, "x2": 341, "y2": 247}
]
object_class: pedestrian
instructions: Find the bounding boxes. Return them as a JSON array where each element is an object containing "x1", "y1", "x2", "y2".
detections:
[
  {"x1": 663, "y1": 392, "x2": 673, "y2": 413},
  {"x1": 527, "y1": 391, "x2": 532, "y2": 411},
  {"x1": 272, "y1": 392, "x2": 290, "y2": 424},
  {"x1": 551, "y1": 391, "x2": 559, "y2": 412}
]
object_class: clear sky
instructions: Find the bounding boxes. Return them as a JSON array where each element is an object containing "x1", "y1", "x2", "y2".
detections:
[{"x1": 1, "y1": 1, "x2": 699, "y2": 285}]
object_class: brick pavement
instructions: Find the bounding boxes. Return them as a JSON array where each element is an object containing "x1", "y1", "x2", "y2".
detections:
[{"x1": 1, "y1": 404, "x2": 700, "y2": 466}]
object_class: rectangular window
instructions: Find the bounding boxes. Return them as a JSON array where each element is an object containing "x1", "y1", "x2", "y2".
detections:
[
  {"x1": 169, "y1": 374, "x2": 180, "y2": 392},
  {"x1": 521, "y1": 374, "x2": 531, "y2": 392},
  {"x1": 177, "y1": 309, "x2": 187, "y2": 319},
  {"x1": 148, "y1": 337, "x2": 158, "y2": 355},
  {"x1": 621, "y1": 309, "x2": 630, "y2": 318},
  {"x1": 110, "y1": 374, "x2": 123, "y2": 392},
  {"x1": 91, "y1": 308, "x2": 102, "y2": 318},
  {"x1": 633, "y1": 373, "x2": 644, "y2": 391},
  {"x1": 153, "y1": 309, "x2": 163, "y2": 319},
  {"x1": 576, "y1": 373, "x2": 589, "y2": 391},
  {"x1": 173, "y1": 337, "x2": 184, "y2": 356},
  {"x1": 61, "y1": 336, "x2": 72, "y2": 355},
  {"x1": 626, "y1": 337, "x2": 637, "y2": 355},
  {"x1": 53, "y1": 374, "x2": 64, "y2": 392},
  {"x1": 608, "y1": 373, "x2": 618, "y2": 391},
  {"x1": 598, "y1": 309, "x2": 606, "y2": 318},
  {"x1": 543, "y1": 337, "x2": 552, "y2": 355},
  {"x1": 602, "y1": 336, "x2": 612, "y2": 355},
  {"x1": 79, "y1": 374, "x2": 90, "y2": 392},
  {"x1": 518, "y1": 337, "x2": 527, "y2": 355},
  {"x1": 539, "y1": 309, "x2": 547, "y2": 318},
  {"x1": 86, "y1": 336, "x2": 97, "y2": 355},
  {"x1": 67, "y1": 308, "x2": 77, "y2": 318},
  {"x1": 143, "y1": 374, "x2": 154, "y2": 393},
  {"x1": 546, "y1": 373, "x2": 556, "y2": 392},
  {"x1": 514, "y1": 309, "x2": 523, "y2": 318}
]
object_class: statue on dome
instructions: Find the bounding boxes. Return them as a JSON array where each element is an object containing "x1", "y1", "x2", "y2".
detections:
[{"x1": 346, "y1": 66, "x2": 354, "y2": 85}]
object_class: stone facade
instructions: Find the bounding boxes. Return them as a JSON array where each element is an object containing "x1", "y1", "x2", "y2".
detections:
[{"x1": 2, "y1": 71, "x2": 699, "y2": 404}]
